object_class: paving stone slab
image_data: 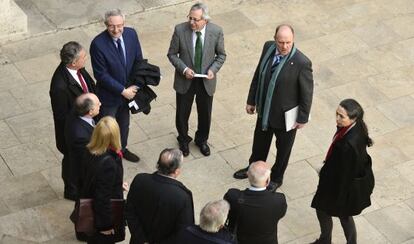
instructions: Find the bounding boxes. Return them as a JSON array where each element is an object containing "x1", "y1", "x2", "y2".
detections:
[
  {"x1": 139, "y1": 0, "x2": 191, "y2": 11},
  {"x1": 1, "y1": 142, "x2": 58, "y2": 176},
  {"x1": 382, "y1": 125, "x2": 414, "y2": 159},
  {"x1": 40, "y1": 165, "x2": 64, "y2": 199},
  {"x1": 377, "y1": 96, "x2": 414, "y2": 127},
  {"x1": 1, "y1": 28, "x2": 90, "y2": 62},
  {"x1": 134, "y1": 104, "x2": 176, "y2": 138},
  {"x1": 372, "y1": 168, "x2": 414, "y2": 208},
  {"x1": 367, "y1": 65, "x2": 414, "y2": 99},
  {"x1": 6, "y1": 109, "x2": 55, "y2": 144},
  {"x1": 31, "y1": 0, "x2": 143, "y2": 29},
  {"x1": 0, "y1": 172, "x2": 57, "y2": 213},
  {"x1": 365, "y1": 202, "x2": 414, "y2": 244},
  {"x1": 179, "y1": 154, "x2": 237, "y2": 194},
  {"x1": 14, "y1": 53, "x2": 60, "y2": 84},
  {"x1": 0, "y1": 63, "x2": 27, "y2": 91},
  {"x1": 368, "y1": 136, "x2": 411, "y2": 172},
  {"x1": 384, "y1": 13, "x2": 414, "y2": 39},
  {"x1": 0, "y1": 91, "x2": 24, "y2": 120},
  {"x1": 0, "y1": 120, "x2": 20, "y2": 150},
  {"x1": 10, "y1": 80, "x2": 51, "y2": 112},
  {"x1": 280, "y1": 160, "x2": 319, "y2": 200}
]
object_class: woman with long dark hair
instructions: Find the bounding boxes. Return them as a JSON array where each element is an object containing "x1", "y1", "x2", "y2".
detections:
[
  {"x1": 81, "y1": 116, "x2": 126, "y2": 243},
  {"x1": 311, "y1": 99, "x2": 375, "y2": 244}
]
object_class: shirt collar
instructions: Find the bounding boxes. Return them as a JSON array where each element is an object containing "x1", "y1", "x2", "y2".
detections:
[
  {"x1": 80, "y1": 116, "x2": 95, "y2": 127},
  {"x1": 248, "y1": 185, "x2": 267, "y2": 191}
]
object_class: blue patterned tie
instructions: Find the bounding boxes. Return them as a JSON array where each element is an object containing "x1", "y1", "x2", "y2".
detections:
[{"x1": 271, "y1": 55, "x2": 283, "y2": 73}]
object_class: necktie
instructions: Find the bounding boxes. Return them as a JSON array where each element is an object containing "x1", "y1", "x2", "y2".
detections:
[
  {"x1": 194, "y1": 31, "x2": 203, "y2": 74},
  {"x1": 116, "y1": 38, "x2": 126, "y2": 66},
  {"x1": 271, "y1": 55, "x2": 283, "y2": 73},
  {"x1": 76, "y1": 70, "x2": 89, "y2": 93}
]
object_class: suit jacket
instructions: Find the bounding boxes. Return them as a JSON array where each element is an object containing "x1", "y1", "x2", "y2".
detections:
[
  {"x1": 126, "y1": 172, "x2": 195, "y2": 244},
  {"x1": 167, "y1": 22, "x2": 226, "y2": 96},
  {"x1": 311, "y1": 122, "x2": 374, "y2": 217},
  {"x1": 247, "y1": 41, "x2": 313, "y2": 129},
  {"x1": 81, "y1": 150, "x2": 125, "y2": 241},
  {"x1": 64, "y1": 115, "x2": 94, "y2": 187},
  {"x1": 224, "y1": 188, "x2": 287, "y2": 244},
  {"x1": 50, "y1": 63, "x2": 96, "y2": 153},
  {"x1": 178, "y1": 225, "x2": 237, "y2": 244},
  {"x1": 90, "y1": 27, "x2": 143, "y2": 106}
]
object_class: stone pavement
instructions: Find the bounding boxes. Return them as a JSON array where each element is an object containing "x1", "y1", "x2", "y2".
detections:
[{"x1": 0, "y1": 0, "x2": 414, "y2": 243}]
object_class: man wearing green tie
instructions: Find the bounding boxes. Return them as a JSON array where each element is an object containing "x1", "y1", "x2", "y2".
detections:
[{"x1": 167, "y1": 2, "x2": 226, "y2": 157}]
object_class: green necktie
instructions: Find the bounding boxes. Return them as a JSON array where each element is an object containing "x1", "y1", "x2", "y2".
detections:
[{"x1": 194, "y1": 31, "x2": 203, "y2": 74}]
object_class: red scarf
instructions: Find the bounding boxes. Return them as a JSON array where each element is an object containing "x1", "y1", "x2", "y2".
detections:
[
  {"x1": 325, "y1": 124, "x2": 353, "y2": 161},
  {"x1": 108, "y1": 146, "x2": 123, "y2": 159}
]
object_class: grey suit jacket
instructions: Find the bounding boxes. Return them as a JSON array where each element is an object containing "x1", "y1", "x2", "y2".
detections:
[{"x1": 167, "y1": 21, "x2": 226, "y2": 96}]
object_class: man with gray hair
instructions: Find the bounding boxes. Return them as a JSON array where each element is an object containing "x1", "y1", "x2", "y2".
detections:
[
  {"x1": 168, "y1": 2, "x2": 226, "y2": 157},
  {"x1": 178, "y1": 200, "x2": 236, "y2": 243},
  {"x1": 224, "y1": 161, "x2": 287, "y2": 244},
  {"x1": 50, "y1": 41, "x2": 96, "y2": 201},
  {"x1": 126, "y1": 148, "x2": 194, "y2": 244},
  {"x1": 90, "y1": 8, "x2": 143, "y2": 163}
]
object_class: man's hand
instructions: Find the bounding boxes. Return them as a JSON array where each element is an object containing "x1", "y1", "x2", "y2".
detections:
[
  {"x1": 184, "y1": 68, "x2": 195, "y2": 79},
  {"x1": 206, "y1": 69, "x2": 215, "y2": 80},
  {"x1": 122, "y1": 181, "x2": 129, "y2": 192},
  {"x1": 100, "y1": 229, "x2": 115, "y2": 235},
  {"x1": 293, "y1": 122, "x2": 306, "y2": 129},
  {"x1": 121, "y1": 85, "x2": 138, "y2": 100},
  {"x1": 246, "y1": 104, "x2": 256, "y2": 114}
]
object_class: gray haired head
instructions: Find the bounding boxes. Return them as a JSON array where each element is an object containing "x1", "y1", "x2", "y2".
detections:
[
  {"x1": 190, "y1": 2, "x2": 211, "y2": 20},
  {"x1": 199, "y1": 200, "x2": 230, "y2": 232},
  {"x1": 104, "y1": 9, "x2": 125, "y2": 25},
  {"x1": 60, "y1": 41, "x2": 83, "y2": 65}
]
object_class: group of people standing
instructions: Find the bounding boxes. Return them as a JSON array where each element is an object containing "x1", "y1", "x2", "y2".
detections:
[{"x1": 49, "y1": 2, "x2": 375, "y2": 244}]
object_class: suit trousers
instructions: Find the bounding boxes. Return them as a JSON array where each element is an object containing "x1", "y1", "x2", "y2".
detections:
[
  {"x1": 99, "y1": 102, "x2": 130, "y2": 150},
  {"x1": 62, "y1": 154, "x2": 78, "y2": 198},
  {"x1": 249, "y1": 119, "x2": 297, "y2": 183},
  {"x1": 316, "y1": 209, "x2": 357, "y2": 244},
  {"x1": 176, "y1": 78, "x2": 213, "y2": 144}
]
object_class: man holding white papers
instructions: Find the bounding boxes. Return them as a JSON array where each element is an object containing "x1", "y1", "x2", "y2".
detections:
[
  {"x1": 167, "y1": 3, "x2": 226, "y2": 157},
  {"x1": 233, "y1": 24, "x2": 314, "y2": 192}
]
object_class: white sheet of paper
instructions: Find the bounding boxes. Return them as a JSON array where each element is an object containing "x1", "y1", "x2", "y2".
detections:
[
  {"x1": 128, "y1": 100, "x2": 139, "y2": 110},
  {"x1": 285, "y1": 106, "x2": 298, "y2": 132},
  {"x1": 194, "y1": 74, "x2": 208, "y2": 78}
]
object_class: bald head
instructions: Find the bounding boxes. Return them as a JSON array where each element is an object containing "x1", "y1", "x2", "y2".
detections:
[
  {"x1": 247, "y1": 161, "x2": 271, "y2": 188},
  {"x1": 274, "y1": 24, "x2": 294, "y2": 56},
  {"x1": 74, "y1": 93, "x2": 101, "y2": 117},
  {"x1": 156, "y1": 148, "x2": 183, "y2": 177}
]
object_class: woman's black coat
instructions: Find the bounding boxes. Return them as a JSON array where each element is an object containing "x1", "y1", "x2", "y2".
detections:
[{"x1": 311, "y1": 122, "x2": 374, "y2": 217}]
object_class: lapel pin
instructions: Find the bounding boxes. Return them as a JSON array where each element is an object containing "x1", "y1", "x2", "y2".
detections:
[{"x1": 290, "y1": 62, "x2": 294, "y2": 65}]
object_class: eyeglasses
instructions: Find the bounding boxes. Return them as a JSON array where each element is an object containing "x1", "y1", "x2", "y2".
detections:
[
  {"x1": 107, "y1": 24, "x2": 124, "y2": 30},
  {"x1": 187, "y1": 16, "x2": 203, "y2": 23}
]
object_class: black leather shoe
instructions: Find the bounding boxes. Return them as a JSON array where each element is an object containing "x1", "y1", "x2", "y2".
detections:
[
  {"x1": 196, "y1": 143, "x2": 210, "y2": 156},
  {"x1": 179, "y1": 143, "x2": 190, "y2": 157},
  {"x1": 233, "y1": 167, "x2": 248, "y2": 179},
  {"x1": 123, "y1": 149, "x2": 140, "y2": 163},
  {"x1": 267, "y1": 181, "x2": 282, "y2": 192}
]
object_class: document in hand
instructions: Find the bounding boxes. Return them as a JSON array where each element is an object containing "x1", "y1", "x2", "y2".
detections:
[
  {"x1": 193, "y1": 74, "x2": 208, "y2": 78},
  {"x1": 285, "y1": 106, "x2": 298, "y2": 132}
]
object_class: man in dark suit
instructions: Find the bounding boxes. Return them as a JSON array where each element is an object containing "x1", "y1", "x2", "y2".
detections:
[
  {"x1": 233, "y1": 24, "x2": 314, "y2": 192},
  {"x1": 90, "y1": 8, "x2": 143, "y2": 163},
  {"x1": 126, "y1": 148, "x2": 194, "y2": 244},
  {"x1": 225, "y1": 161, "x2": 287, "y2": 244},
  {"x1": 178, "y1": 200, "x2": 236, "y2": 244},
  {"x1": 50, "y1": 41, "x2": 96, "y2": 200},
  {"x1": 167, "y1": 2, "x2": 226, "y2": 157},
  {"x1": 64, "y1": 93, "x2": 101, "y2": 201}
]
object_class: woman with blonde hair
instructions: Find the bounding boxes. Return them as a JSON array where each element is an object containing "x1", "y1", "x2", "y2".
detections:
[{"x1": 81, "y1": 116, "x2": 126, "y2": 243}]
